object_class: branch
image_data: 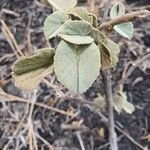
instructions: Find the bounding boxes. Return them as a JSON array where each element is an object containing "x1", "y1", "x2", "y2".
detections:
[
  {"x1": 102, "y1": 70, "x2": 118, "y2": 150},
  {"x1": 99, "y1": 10, "x2": 150, "y2": 30}
]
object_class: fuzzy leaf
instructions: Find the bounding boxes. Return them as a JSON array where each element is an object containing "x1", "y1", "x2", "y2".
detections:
[
  {"x1": 60, "y1": 34, "x2": 94, "y2": 45},
  {"x1": 101, "y1": 39, "x2": 120, "y2": 70},
  {"x1": 12, "y1": 48, "x2": 55, "y2": 90},
  {"x1": 54, "y1": 40, "x2": 100, "y2": 93},
  {"x1": 61, "y1": 20, "x2": 93, "y2": 36},
  {"x1": 47, "y1": 0, "x2": 77, "y2": 11},
  {"x1": 114, "y1": 22, "x2": 134, "y2": 39},
  {"x1": 91, "y1": 28, "x2": 105, "y2": 44},
  {"x1": 114, "y1": 91, "x2": 135, "y2": 114},
  {"x1": 88, "y1": 13, "x2": 98, "y2": 27},
  {"x1": 68, "y1": 7, "x2": 93, "y2": 24},
  {"x1": 44, "y1": 11, "x2": 69, "y2": 39},
  {"x1": 110, "y1": 3, "x2": 125, "y2": 19}
]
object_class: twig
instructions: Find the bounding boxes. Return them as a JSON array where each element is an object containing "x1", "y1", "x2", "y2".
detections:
[
  {"x1": 35, "y1": 133, "x2": 54, "y2": 150},
  {"x1": 102, "y1": 70, "x2": 118, "y2": 150},
  {"x1": 119, "y1": 52, "x2": 150, "y2": 90},
  {"x1": 0, "y1": 19, "x2": 24, "y2": 57},
  {"x1": 28, "y1": 90, "x2": 37, "y2": 150},
  {"x1": 99, "y1": 10, "x2": 150, "y2": 30},
  {"x1": 0, "y1": 90, "x2": 76, "y2": 117},
  {"x1": 76, "y1": 132, "x2": 86, "y2": 150}
]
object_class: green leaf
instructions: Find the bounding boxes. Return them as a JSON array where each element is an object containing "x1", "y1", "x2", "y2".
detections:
[
  {"x1": 44, "y1": 11, "x2": 69, "y2": 39},
  {"x1": 54, "y1": 40, "x2": 100, "y2": 93},
  {"x1": 12, "y1": 48, "x2": 55, "y2": 90},
  {"x1": 114, "y1": 22, "x2": 134, "y2": 39},
  {"x1": 68, "y1": 7, "x2": 92, "y2": 23},
  {"x1": 114, "y1": 91, "x2": 135, "y2": 114},
  {"x1": 110, "y1": 3, "x2": 125, "y2": 19},
  {"x1": 47, "y1": 0, "x2": 77, "y2": 11},
  {"x1": 101, "y1": 39, "x2": 120, "y2": 70},
  {"x1": 60, "y1": 34, "x2": 94, "y2": 45},
  {"x1": 61, "y1": 20, "x2": 93, "y2": 36}
]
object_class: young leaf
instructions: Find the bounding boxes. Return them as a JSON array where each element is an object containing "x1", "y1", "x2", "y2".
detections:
[
  {"x1": 12, "y1": 48, "x2": 55, "y2": 90},
  {"x1": 54, "y1": 40, "x2": 100, "y2": 93},
  {"x1": 68, "y1": 7, "x2": 92, "y2": 23},
  {"x1": 91, "y1": 28, "x2": 106, "y2": 44},
  {"x1": 101, "y1": 39, "x2": 120, "y2": 70},
  {"x1": 47, "y1": 0, "x2": 77, "y2": 11},
  {"x1": 110, "y1": 3, "x2": 125, "y2": 19},
  {"x1": 61, "y1": 20, "x2": 93, "y2": 36},
  {"x1": 44, "y1": 11, "x2": 69, "y2": 39},
  {"x1": 88, "y1": 13, "x2": 98, "y2": 27},
  {"x1": 114, "y1": 22, "x2": 134, "y2": 39},
  {"x1": 60, "y1": 34, "x2": 94, "y2": 45},
  {"x1": 114, "y1": 91, "x2": 135, "y2": 114}
]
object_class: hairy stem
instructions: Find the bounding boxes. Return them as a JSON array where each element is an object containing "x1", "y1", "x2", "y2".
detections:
[
  {"x1": 102, "y1": 70, "x2": 118, "y2": 150},
  {"x1": 99, "y1": 10, "x2": 150, "y2": 31}
]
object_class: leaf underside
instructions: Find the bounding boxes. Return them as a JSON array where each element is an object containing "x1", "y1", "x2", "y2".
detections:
[
  {"x1": 114, "y1": 22, "x2": 134, "y2": 39},
  {"x1": 12, "y1": 48, "x2": 55, "y2": 90},
  {"x1": 54, "y1": 40, "x2": 100, "y2": 93}
]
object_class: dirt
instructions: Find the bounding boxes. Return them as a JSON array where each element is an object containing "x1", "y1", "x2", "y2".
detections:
[{"x1": 0, "y1": 0, "x2": 150, "y2": 150}]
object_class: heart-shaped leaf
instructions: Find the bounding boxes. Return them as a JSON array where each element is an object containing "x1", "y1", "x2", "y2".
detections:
[
  {"x1": 54, "y1": 40, "x2": 100, "y2": 93},
  {"x1": 44, "y1": 11, "x2": 69, "y2": 39},
  {"x1": 114, "y1": 22, "x2": 134, "y2": 39},
  {"x1": 101, "y1": 39, "x2": 120, "y2": 70},
  {"x1": 47, "y1": 0, "x2": 77, "y2": 11},
  {"x1": 12, "y1": 48, "x2": 55, "y2": 90},
  {"x1": 114, "y1": 91, "x2": 135, "y2": 114},
  {"x1": 60, "y1": 34, "x2": 94, "y2": 45},
  {"x1": 110, "y1": 3, "x2": 125, "y2": 19}
]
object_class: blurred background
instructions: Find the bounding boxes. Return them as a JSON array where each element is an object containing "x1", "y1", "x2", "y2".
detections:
[{"x1": 0, "y1": 0, "x2": 150, "y2": 149}]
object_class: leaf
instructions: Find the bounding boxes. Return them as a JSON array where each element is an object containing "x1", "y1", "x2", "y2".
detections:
[
  {"x1": 88, "y1": 13, "x2": 98, "y2": 27},
  {"x1": 91, "y1": 28, "x2": 105, "y2": 44},
  {"x1": 47, "y1": 0, "x2": 77, "y2": 11},
  {"x1": 68, "y1": 7, "x2": 98, "y2": 27},
  {"x1": 44, "y1": 11, "x2": 69, "y2": 39},
  {"x1": 12, "y1": 48, "x2": 55, "y2": 90},
  {"x1": 114, "y1": 22, "x2": 134, "y2": 39},
  {"x1": 60, "y1": 34, "x2": 94, "y2": 45},
  {"x1": 114, "y1": 91, "x2": 135, "y2": 114},
  {"x1": 93, "y1": 94, "x2": 106, "y2": 113},
  {"x1": 61, "y1": 20, "x2": 93, "y2": 36},
  {"x1": 110, "y1": 3, "x2": 125, "y2": 19},
  {"x1": 68, "y1": 7, "x2": 92, "y2": 24},
  {"x1": 54, "y1": 40, "x2": 100, "y2": 93},
  {"x1": 101, "y1": 39, "x2": 120, "y2": 70}
]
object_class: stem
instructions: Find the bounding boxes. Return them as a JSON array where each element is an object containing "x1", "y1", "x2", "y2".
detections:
[
  {"x1": 99, "y1": 10, "x2": 150, "y2": 31},
  {"x1": 102, "y1": 70, "x2": 118, "y2": 150}
]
